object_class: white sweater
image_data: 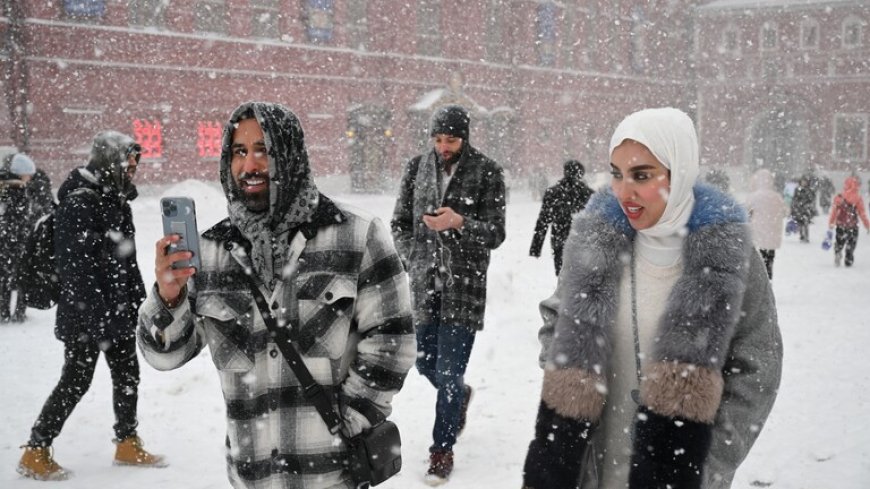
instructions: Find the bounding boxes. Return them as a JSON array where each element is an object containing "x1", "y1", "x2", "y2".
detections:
[{"x1": 598, "y1": 250, "x2": 682, "y2": 488}]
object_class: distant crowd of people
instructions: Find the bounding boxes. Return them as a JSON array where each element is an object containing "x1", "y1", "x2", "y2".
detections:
[{"x1": 20, "y1": 100, "x2": 870, "y2": 488}]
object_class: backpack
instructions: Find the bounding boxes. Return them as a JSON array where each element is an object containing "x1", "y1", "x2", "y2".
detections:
[
  {"x1": 18, "y1": 188, "x2": 97, "y2": 310},
  {"x1": 835, "y1": 195, "x2": 859, "y2": 228}
]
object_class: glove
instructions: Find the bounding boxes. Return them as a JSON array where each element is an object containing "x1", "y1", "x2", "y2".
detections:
[
  {"x1": 628, "y1": 406, "x2": 712, "y2": 489},
  {"x1": 522, "y1": 401, "x2": 594, "y2": 489}
]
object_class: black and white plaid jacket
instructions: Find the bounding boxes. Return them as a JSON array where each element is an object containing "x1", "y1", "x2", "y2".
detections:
[{"x1": 138, "y1": 198, "x2": 416, "y2": 489}]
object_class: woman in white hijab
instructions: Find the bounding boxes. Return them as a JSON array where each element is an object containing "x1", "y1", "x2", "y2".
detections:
[{"x1": 521, "y1": 108, "x2": 782, "y2": 489}]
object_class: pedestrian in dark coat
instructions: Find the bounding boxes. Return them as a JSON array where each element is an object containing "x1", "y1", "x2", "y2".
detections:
[
  {"x1": 18, "y1": 131, "x2": 164, "y2": 481},
  {"x1": 818, "y1": 175, "x2": 835, "y2": 214},
  {"x1": 529, "y1": 159, "x2": 594, "y2": 275},
  {"x1": 392, "y1": 104, "x2": 506, "y2": 484},
  {"x1": 790, "y1": 177, "x2": 817, "y2": 242},
  {"x1": 0, "y1": 154, "x2": 32, "y2": 321},
  {"x1": 1, "y1": 154, "x2": 56, "y2": 322}
]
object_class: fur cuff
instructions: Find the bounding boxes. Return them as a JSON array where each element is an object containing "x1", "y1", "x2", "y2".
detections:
[
  {"x1": 542, "y1": 368, "x2": 606, "y2": 421},
  {"x1": 522, "y1": 401, "x2": 593, "y2": 489},
  {"x1": 641, "y1": 361, "x2": 723, "y2": 423},
  {"x1": 629, "y1": 405, "x2": 712, "y2": 489}
]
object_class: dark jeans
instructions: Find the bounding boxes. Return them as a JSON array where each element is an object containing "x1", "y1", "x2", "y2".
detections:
[
  {"x1": 416, "y1": 312, "x2": 476, "y2": 453},
  {"x1": 835, "y1": 227, "x2": 859, "y2": 267},
  {"x1": 759, "y1": 249, "x2": 775, "y2": 279},
  {"x1": 29, "y1": 335, "x2": 140, "y2": 447}
]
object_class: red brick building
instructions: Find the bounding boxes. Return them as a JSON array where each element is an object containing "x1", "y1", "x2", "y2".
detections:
[
  {"x1": 1, "y1": 1, "x2": 866, "y2": 190},
  {"x1": 696, "y1": 0, "x2": 870, "y2": 183}
]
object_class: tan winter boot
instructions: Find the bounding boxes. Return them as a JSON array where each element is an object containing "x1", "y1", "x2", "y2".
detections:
[
  {"x1": 17, "y1": 445, "x2": 72, "y2": 481},
  {"x1": 113, "y1": 436, "x2": 168, "y2": 468}
]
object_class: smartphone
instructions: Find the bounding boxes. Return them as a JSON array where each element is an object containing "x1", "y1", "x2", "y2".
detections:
[{"x1": 160, "y1": 197, "x2": 202, "y2": 271}]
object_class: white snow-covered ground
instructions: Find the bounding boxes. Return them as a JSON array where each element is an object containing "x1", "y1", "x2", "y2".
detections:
[{"x1": 2, "y1": 177, "x2": 869, "y2": 488}]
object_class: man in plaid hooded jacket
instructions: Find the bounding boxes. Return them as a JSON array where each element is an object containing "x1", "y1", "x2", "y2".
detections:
[{"x1": 138, "y1": 102, "x2": 416, "y2": 488}]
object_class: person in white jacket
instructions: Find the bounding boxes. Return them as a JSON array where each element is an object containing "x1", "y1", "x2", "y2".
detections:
[{"x1": 745, "y1": 169, "x2": 788, "y2": 278}]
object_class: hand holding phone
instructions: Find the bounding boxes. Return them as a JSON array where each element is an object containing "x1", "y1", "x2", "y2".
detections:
[
  {"x1": 157, "y1": 197, "x2": 201, "y2": 307},
  {"x1": 160, "y1": 197, "x2": 202, "y2": 271}
]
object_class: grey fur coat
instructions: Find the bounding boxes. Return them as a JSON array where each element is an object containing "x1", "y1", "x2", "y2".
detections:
[{"x1": 533, "y1": 184, "x2": 783, "y2": 488}]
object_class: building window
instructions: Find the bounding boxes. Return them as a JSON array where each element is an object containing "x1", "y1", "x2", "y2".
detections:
[
  {"x1": 761, "y1": 22, "x2": 777, "y2": 50},
  {"x1": 629, "y1": 7, "x2": 647, "y2": 73},
  {"x1": 800, "y1": 18, "x2": 819, "y2": 49},
  {"x1": 195, "y1": 0, "x2": 228, "y2": 34},
  {"x1": 485, "y1": 0, "x2": 507, "y2": 63},
  {"x1": 346, "y1": 0, "x2": 368, "y2": 50},
  {"x1": 842, "y1": 17, "x2": 864, "y2": 48},
  {"x1": 64, "y1": 0, "x2": 105, "y2": 18},
  {"x1": 536, "y1": 2, "x2": 558, "y2": 67},
  {"x1": 133, "y1": 119, "x2": 164, "y2": 159},
  {"x1": 304, "y1": 0, "x2": 334, "y2": 43},
  {"x1": 196, "y1": 121, "x2": 223, "y2": 158},
  {"x1": 560, "y1": 6, "x2": 579, "y2": 69},
  {"x1": 721, "y1": 26, "x2": 740, "y2": 54},
  {"x1": 129, "y1": 0, "x2": 166, "y2": 28},
  {"x1": 249, "y1": 0, "x2": 280, "y2": 39},
  {"x1": 834, "y1": 114, "x2": 867, "y2": 161},
  {"x1": 417, "y1": 0, "x2": 441, "y2": 57}
]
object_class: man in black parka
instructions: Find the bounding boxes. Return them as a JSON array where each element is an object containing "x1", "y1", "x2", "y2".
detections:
[
  {"x1": 18, "y1": 131, "x2": 165, "y2": 481},
  {"x1": 529, "y1": 159, "x2": 594, "y2": 275}
]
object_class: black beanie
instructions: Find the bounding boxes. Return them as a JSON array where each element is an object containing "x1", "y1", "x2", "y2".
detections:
[{"x1": 430, "y1": 105, "x2": 470, "y2": 140}]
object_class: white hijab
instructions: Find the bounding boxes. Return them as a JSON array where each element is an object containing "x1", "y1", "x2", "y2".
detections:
[{"x1": 609, "y1": 107, "x2": 700, "y2": 266}]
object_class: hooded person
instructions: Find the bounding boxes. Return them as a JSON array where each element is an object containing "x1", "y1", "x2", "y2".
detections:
[
  {"x1": 529, "y1": 159, "x2": 595, "y2": 275},
  {"x1": 521, "y1": 108, "x2": 782, "y2": 489},
  {"x1": 827, "y1": 176, "x2": 870, "y2": 267},
  {"x1": 745, "y1": 169, "x2": 788, "y2": 278},
  {"x1": 18, "y1": 131, "x2": 162, "y2": 481},
  {"x1": 137, "y1": 102, "x2": 416, "y2": 489}
]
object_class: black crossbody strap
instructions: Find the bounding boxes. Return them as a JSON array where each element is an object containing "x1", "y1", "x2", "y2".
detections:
[{"x1": 244, "y1": 273, "x2": 344, "y2": 435}]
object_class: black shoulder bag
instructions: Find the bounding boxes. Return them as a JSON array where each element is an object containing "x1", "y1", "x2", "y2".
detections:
[{"x1": 244, "y1": 274, "x2": 402, "y2": 487}]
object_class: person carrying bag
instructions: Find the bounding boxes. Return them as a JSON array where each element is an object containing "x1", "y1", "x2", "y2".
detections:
[{"x1": 245, "y1": 271, "x2": 403, "y2": 487}]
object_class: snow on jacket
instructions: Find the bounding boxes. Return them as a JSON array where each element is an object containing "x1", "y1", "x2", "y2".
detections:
[
  {"x1": 138, "y1": 102, "x2": 415, "y2": 489},
  {"x1": 391, "y1": 143, "x2": 506, "y2": 331},
  {"x1": 55, "y1": 132, "x2": 146, "y2": 344},
  {"x1": 529, "y1": 185, "x2": 782, "y2": 489},
  {"x1": 789, "y1": 182, "x2": 816, "y2": 225},
  {"x1": 529, "y1": 173, "x2": 594, "y2": 266},
  {"x1": 745, "y1": 169, "x2": 787, "y2": 250},
  {"x1": 828, "y1": 176, "x2": 870, "y2": 230}
]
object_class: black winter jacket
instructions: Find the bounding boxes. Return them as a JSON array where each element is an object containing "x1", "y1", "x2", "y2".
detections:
[
  {"x1": 54, "y1": 168, "x2": 145, "y2": 343},
  {"x1": 529, "y1": 178, "x2": 594, "y2": 274}
]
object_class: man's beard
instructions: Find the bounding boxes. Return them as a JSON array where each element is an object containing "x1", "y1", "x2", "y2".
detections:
[
  {"x1": 235, "y1": 172, "x2": 270, "y2": 212},
  {"x1": 438, "y1": 150, "x2": 461, "y2": 167}
]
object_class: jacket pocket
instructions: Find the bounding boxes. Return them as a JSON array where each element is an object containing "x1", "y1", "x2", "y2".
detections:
[
  {"x1": 296, "y1": 273, "x2": 357, "y2": 359},
  {"x1": 196, "y1": 292, "x2": 255, "y2": 373}
]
